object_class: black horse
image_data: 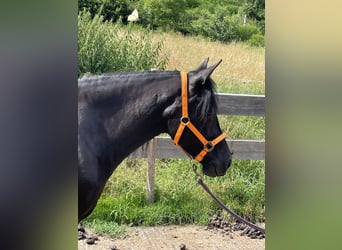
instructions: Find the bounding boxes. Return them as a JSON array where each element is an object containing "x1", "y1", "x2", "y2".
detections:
[{"x1": 78, "y1": 58, "x2": 232, "y2": 222}]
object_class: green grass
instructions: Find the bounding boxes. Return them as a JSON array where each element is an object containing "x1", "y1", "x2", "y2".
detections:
[
  {"x1": 84, "y1": 157, "x2": 265, "y2": 232},
  {"x1": 216, "y1": 79, "x2": 264, "y2": 95}
]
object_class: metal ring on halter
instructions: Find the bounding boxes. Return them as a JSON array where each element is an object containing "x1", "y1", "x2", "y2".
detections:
[
  {"x1": 191, "y1": 161, "x2": 203, "y2": 179},
  {"x1": 180, "y1": 116, "x2": 190, "y2": 125},
  {"x1": 204, "y1": 142, "x2": 214, "y2": 152}
]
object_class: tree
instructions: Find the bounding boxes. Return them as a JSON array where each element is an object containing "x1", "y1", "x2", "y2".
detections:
[
  {"x1": 243, "y1": 0, "x2": 265, "y2": 33},
  {"x1": 78, "y1": 0, "x2": 131, "y2": 24}
]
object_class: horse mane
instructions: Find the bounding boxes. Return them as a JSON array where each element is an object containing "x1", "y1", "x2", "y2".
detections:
[
  {"x1": 193, "y1": 77, "x2": 218, "y2": 121},
  {"x1": 78, "y1": 70, "x2": 218, "y2": 121},
  {"x1": 78, "y1": 71, "x2": 179, "y2": 87},
  {"x1": 78, "y1": 71, "x2": 180, "y2": 102}
]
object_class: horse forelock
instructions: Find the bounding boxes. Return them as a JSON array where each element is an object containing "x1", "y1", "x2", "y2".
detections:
[{"x1": 193, "y1": 77, "x2": 218, "y2": 121}]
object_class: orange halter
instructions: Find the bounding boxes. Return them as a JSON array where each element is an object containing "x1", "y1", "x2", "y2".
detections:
[{"x1": 173, "y1": 71, "x2": 226, "y2": 162}]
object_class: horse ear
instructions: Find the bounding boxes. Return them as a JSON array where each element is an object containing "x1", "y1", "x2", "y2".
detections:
[
  {"x1": 190, "y1": 59, "x2": 222, "y2": 87},
  {"x1": 195, "y1": 58, "x2": 210, "y2": 71},
  {"x1": 201, "y1": 59, "x2": 222, "y2": 81}
]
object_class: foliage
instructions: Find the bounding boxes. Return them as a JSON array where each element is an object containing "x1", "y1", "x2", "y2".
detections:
[
  {"x1": 78, "y1": 10, "x2": 168, "y2": 76},
  {"x1": 187, "y1": 8, "x2": 262, "y2": 43},
  {"x1": 242, "y1": 0, "x2": 265, "y2": 33},
  {"x1": 247, "y1": 33, "x2": 265, "y2": 47},
  {"x1": 137, "y1": 0, "x2": 198, "y2": 33},
  {"x1": 78, "y1": 0, "x2": 265, "y2": 46},
  {"x1": 78, "y1": 0, "x2": 131, "y2": 24},
  {"x1": 235, "y1": 24, "x2": 260, "y2": 41}
]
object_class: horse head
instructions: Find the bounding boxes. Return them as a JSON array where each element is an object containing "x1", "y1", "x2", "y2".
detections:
[{"x1": 163, "y1": 58, "x2": 232, "y2": 177}]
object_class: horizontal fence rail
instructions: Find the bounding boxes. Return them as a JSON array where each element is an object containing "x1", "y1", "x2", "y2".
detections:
[
  {"x1": 217, "y1": 93, "x2": 265, "y2": 116},
  {"x1": 127, "y1": 93, "x2": 265, "y2": 203},
  {"x1": 130, "y1": 137, "x2": 265, "y2": 160}
]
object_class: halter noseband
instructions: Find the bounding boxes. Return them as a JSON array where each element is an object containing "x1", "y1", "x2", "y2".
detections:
[{"x1": 173, "y1": 71, "x2": 226, "y2": 162}]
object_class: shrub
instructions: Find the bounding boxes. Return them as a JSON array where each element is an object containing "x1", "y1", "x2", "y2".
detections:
[
  {"x1": 205, "y1": 14, "x2": 240, "y2": 43},
  {"x1": 78, "y1": 1, "x2": 265, "y2": 46},
  {"x1": 78, "y1": 10, "x2": 168, "y2": 76},
  {"x1": 247, "y1": 33, "x2": 265, "y2": 47},
  {"x1": 137, "y1": 0, "x2": 195, "y2": 32},
  {"x1": 235, "y1": 24, "x2": 260, "y2": 42},
  {"x1": 188, "y1": 6, "x2": 261, "y2": 44},
  {"x1": 78, "y1": 0, "x2": 131, "y2": 24}
]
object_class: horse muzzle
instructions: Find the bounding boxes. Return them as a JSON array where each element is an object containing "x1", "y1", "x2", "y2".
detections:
[{"x1": 201, "y1": 153, "x2": 232, "y2": 177}]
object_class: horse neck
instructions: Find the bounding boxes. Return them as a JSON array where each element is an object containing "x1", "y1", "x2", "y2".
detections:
[{"x1": 84, "y1": 72, "x2": 181, "y2": 167}]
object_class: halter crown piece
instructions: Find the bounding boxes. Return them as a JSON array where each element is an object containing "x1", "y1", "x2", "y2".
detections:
[{"x1": 173, "y1": 71, "x2": 226, "y2": 162}]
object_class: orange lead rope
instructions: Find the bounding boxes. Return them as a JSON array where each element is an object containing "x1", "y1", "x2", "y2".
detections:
[{"x1": 173, "y1": 71, "x2": 226, "y2": 162}]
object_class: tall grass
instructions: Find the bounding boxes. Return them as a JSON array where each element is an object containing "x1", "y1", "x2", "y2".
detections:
[
  {"x1": 155, "y1": 32, "x2": 264, "y2": 85},
  {"x1": 154, "y1": 31, "x2": 264, "y2": 96},
  {"x1": 78, "y1": 10, "x2": 168, "y2": 76}
]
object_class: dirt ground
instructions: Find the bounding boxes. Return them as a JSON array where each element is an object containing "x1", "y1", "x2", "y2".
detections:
[{"x1": 78, "y1": 225, "x2": 265, "y2": 250}]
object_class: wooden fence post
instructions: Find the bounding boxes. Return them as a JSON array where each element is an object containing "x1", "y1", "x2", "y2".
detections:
[{"x1": 146, "y1": 139, "x2": 156, "y2": 204}]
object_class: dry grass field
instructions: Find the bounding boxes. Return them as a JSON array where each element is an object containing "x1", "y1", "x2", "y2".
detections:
[{"x1": 154, "y1": 32, "x2": 265, "y2": 94}]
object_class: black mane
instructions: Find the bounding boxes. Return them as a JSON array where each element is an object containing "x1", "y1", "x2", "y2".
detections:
[
  {"x1": 193, "y1": 77, "x2": 218, "y2": 121},
  {"x1": 78, "y1": 70, "x2": 218, "y2": 122},
  {"x1": 78, "y1": 70, "x2": 179, "y2": 87},
  {"x1": 78, "y1": 70, "x2": 180, "y2": 102}
]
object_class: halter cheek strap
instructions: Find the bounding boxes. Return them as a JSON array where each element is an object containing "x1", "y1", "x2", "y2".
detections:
[{"x1": 173, "y1": 71, "x2": 226, "y2": 162}]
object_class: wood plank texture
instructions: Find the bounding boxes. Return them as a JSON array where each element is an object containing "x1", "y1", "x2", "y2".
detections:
[
  {"x1": 129, "y1": 137, "x2": 265, "y2": 160},
  {"x1": 216, "y1": 93, "x2": 265, "y2": 116}
]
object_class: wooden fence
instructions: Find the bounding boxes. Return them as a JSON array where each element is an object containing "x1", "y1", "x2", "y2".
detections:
[{"x1": 129, "y1": 93, "x2": 265, "y2": 203}]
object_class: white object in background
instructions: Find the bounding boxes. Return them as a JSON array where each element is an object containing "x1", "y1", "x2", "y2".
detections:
[{"x1": 128, "y1": 9, "x2": 139, "y2": 22}]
